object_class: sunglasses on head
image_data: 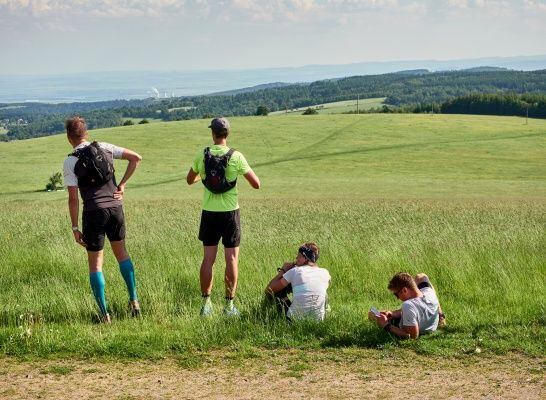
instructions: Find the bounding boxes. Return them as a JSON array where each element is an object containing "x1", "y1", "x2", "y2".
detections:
[{"x1": 298, "y1": 246, "x2": 318, "y2": 262}]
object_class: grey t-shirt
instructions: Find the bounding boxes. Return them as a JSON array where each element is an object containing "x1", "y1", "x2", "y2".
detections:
[
  {"x1": 63, "y1": 141, "x2": 124, "y2": 212},
  {"x1": 401, "y1": 287, "x2": 439, "y2": 334}
]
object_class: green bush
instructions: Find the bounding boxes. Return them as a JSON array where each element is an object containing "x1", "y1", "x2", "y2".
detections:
[
  {"x1": 45, "y1": 172, "x2": 63, "y2": 191},
  {"x1": 302, "y1": 107, "x2": 318, "y2": 115}
]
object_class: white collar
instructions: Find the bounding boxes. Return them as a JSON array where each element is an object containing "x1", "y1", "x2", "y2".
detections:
[{"x1": 73, "y1": 141, "x2": 90, "y2": 150}]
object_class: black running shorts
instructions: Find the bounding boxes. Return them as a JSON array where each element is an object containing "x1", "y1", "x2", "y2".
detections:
[
  {"x1": 198, "y1": 209, "x2": 241, "y2": 248},
  {"x1": 82, "y1": 205, "x2": 126, "y2": 251}
]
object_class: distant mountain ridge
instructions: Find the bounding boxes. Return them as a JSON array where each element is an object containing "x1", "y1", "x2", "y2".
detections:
[
  {"x1": 0, "y1": 54, "x2": 545, "y2": 103},
  {"x1": 209, "y1": 82, "x2": 296, "y2": 96},
  {"x1": 461, "y1": 66, "x2": 509, "y2": 72}
]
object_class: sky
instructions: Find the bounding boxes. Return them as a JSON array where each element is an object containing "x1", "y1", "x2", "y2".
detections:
[{"x1": 0, "y1": 0, "x2": 545, "y2": 75}]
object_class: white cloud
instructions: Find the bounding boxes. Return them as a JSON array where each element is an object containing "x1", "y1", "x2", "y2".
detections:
[
  {"x1": 524, "y1": 0, "x2": 546, "y2": 12},
  {"x1": 229, "y1": 0, "x2": 319, "y2": 22},
  {"x1": 0, "y1": 0, "x2": 188, "y2": 17},
  {"x1": 0, "y1": 0, "x2": 543, "y2": 22},
  {"x1": 447, "y1": 0, "x2": 469, "y2": 7}
]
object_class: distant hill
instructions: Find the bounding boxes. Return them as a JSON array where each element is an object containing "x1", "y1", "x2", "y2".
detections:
[
  {"x1": 393, "y1": 69, "x2": 430, "y2": 75},
  {"x1": 209, "y1": 82, "x2": 296, "y2": 96},
  {"x1": 462, "y1": 66, "x2": 510, "y2": 72}
]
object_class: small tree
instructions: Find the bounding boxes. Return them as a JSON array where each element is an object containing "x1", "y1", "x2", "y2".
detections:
[
  {"x1": 302, "y1": 107, "x2": 318, "y2": 115},
  {"x1": 256, "y1": 105, "x2": 269, "y2": 116},
  {"x1": 45, "y1": 172, "x2": 63, "y2": 191},
  {"x1": 123, "y1": 120, "x2": 134, "y2": 126},
  {"x1": 138, "y1": 119, "x2": 150, "y2": 124}
]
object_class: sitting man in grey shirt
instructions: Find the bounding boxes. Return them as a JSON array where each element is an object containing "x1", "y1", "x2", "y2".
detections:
[{"x1": 369, "y1": 272, "x2": 444, "y2": 339}]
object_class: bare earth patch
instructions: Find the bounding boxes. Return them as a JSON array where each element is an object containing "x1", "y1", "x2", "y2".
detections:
[{"x1": 0, "y1": 350, "x2": 544, "y2": 399}]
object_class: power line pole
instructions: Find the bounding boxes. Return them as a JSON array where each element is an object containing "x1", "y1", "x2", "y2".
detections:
[{"x1": 356, "y1": 94, "x2": 359, "y2": 114}]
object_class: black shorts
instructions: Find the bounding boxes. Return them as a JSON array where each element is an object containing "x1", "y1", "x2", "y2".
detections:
[
  {"x1": 82, "y1": 205, "x2": 126, "y2": 252},
  {"x1": 198, "y1": 209, "x2": 241, "y2": 248}
]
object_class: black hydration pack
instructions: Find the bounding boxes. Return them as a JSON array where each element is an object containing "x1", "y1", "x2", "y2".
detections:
[
  {"x1": 202, "y1": 147, "x2": 236, "y2": 194},
  {"x1": 71, "y1": 141, "x2": 114, "y2": 187}
]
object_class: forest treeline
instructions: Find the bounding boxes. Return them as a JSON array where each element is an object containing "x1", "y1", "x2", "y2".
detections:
[{"x1": 2, "y1": 69, "x2": 545, "y2": 140}]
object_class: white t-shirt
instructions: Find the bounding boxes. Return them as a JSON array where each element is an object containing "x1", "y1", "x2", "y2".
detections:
[
  {"x1": 63, "y1": 141, "x2": 124, "y2": 187},
  {"x1": 283, "y1": 265, "x2": 331, "y2": 321},
  {"x1": 401, "y1": 287, "x2": 439, "y2": 334}
]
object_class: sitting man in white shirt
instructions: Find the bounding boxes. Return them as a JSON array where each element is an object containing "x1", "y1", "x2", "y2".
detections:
[
  {"x1": 265, "y1": 242, "x2": 331, "y2": 321},
  {"x1": 369, "y1": 272, "x2": 444, "y2": 339}
]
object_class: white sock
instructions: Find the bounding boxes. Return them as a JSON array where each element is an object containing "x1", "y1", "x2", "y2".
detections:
[{"x1": 225, "y1": 298, "x2": 234, "y2": 309}]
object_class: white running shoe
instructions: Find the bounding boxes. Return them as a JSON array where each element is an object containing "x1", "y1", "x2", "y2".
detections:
[
  {"x1": 129, "y1": 300, "x2": 141, "y2": 317},
  {"x1": 223, "y1": 305, "x2": 241, "y2": 317},
  {"x1": 200, "y1": 301, "x2": 213, "y2": 317}
]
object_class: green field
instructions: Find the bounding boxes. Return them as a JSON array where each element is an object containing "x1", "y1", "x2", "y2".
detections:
[
  {"x1": 0, "y1": 114, "x2": 544, "y2": 359},
  {"x1": 270, "y1": 97, "x2": 385, "y2": 115}
]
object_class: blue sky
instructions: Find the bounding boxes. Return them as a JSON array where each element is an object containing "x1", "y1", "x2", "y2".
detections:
[{"x1": 0, "y1": 0, "x2": 545, "y2": 75}]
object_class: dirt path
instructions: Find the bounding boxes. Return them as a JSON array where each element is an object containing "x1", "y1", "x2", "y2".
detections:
[{"x1": 1, "y1": 350, "x2": 544, "y2": 399}]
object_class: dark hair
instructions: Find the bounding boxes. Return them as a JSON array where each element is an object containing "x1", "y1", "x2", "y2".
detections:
[
  {"x1": 65, "y1": 116, "x2": 88, "y2": 140},
  {"x1": 212, "y1": 127, "x2": 229, "y2": 139},
  {"x1": 388, "y1": 272, "x2": 417, "y2": 292}
]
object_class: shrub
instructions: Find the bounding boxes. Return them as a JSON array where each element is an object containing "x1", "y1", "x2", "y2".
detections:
[
  {"x1": 256, "y1": 106, "x2": 269, "y2": 116},
  {"x1": 302, "y1": 107, "x2": 318, "y2": 115},
  {"x1": 45, "y1": 172, "x2": 63, "y2": 191}
]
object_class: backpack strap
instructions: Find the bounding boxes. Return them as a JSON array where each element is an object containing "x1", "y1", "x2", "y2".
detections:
[
  {"x1": 69, "y1": 142, "x2": 94, "y2": 158},
  {"x1": 70, "y1": 148, "x2": 83, "y2": 158},
  {"x1": 225, "y1": 148, "x2": 235, "y2": 160}
]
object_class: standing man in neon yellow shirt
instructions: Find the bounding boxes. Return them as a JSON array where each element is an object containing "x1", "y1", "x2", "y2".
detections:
[{"x1": 187, "y1": 117, "x2": 261, "y2": 316}]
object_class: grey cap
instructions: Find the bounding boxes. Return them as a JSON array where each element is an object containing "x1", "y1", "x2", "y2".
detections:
[{"x1": 208, "y1": 117, "x2": 230, "y2": 131}]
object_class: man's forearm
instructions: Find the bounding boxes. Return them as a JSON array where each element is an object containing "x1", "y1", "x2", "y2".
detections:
[
  {"x1": 385, "y1": 325, "x2": 412, "y2": 339},
  {"x1": 265, "y1": 273, "x2": 283, "y2": 294},
  {"x1": 118, "y1": 160, "x2": 139, "y2": 187},
  {"x1": 68, "y1": 199, "x2": 79, "y2": 227},
  {"x1": 391, "y1": 309, "x2": 402, "y2": 319}
]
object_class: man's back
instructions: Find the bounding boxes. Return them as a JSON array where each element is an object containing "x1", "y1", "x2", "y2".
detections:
[
  {"x1": 401, "y1": 287, "x2": 439, "y2": 333},
  {"x1": 192, "y1": 145, "x2": 251, "y2": 212},
  {"x1": 63, "y1": 141, "x2": 124, "y2": 211},
  {"x1": 283, "y1": 265, "x2": 331, "y2": 321}
]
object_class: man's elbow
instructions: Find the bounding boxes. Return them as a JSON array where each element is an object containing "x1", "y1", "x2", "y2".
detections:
[
  {"x1": 406, "y1": 329, "x2": 419, "y2": 340},
  {"x1": 253, "y1": 177, "x2": 261, "y2": 189}
]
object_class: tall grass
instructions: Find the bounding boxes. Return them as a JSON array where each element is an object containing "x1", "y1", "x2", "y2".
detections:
[{"x1": 0, "y1": 114, "x2": 544, "y2": 358}]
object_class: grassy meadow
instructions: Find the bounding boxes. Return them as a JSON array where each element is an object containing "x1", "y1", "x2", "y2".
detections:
[
  {"x1": 269, "y1": 97, "x2": 385, "y2": 115},
  {"x1": 0, "y1": 114, "x2": 544, "y2": 359}
]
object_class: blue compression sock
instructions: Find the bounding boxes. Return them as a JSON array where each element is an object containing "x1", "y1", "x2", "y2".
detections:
[
  {"x1": 89, "y1": 271, "x2": 108, "y2": 315},
  {"x1": 119, "y1": 258, "x2": 138, "y2": 301}
]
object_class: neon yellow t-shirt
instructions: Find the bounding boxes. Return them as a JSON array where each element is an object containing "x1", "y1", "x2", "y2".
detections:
[{"x1": 192, "y1": 145, "x2": 252, "y2": 212}]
